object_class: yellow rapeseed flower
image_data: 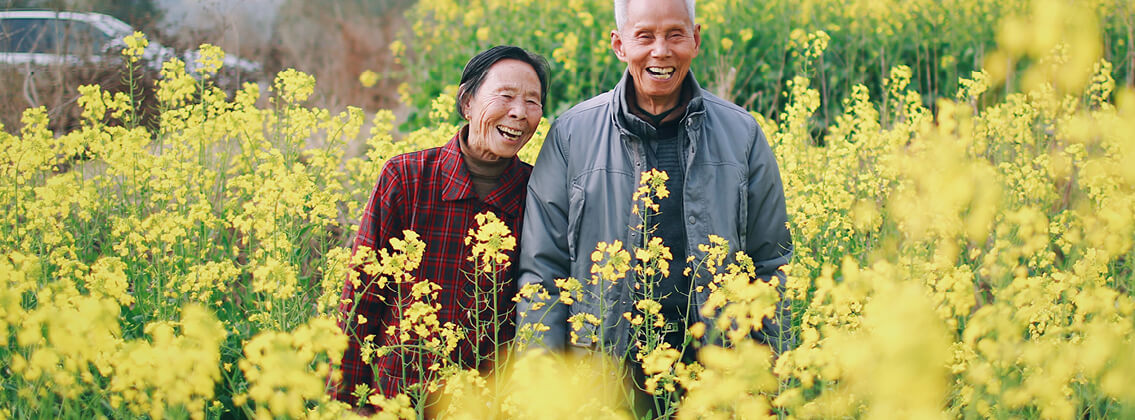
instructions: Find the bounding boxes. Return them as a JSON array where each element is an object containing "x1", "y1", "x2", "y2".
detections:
[
  {"x1": 121, "y1": 31, "x2": 148, "y2": 63},
  {"x1": 193, "y1": 43, "x2": 225, "y2": 78}
]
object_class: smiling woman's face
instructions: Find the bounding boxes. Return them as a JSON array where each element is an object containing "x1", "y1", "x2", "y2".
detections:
[{"x1": 462, "y1": 59, "x2": 544, "y2": 161}]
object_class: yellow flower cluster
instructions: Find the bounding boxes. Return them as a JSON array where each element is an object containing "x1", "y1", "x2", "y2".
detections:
[
  {"x1": 465, "y1": 211, "x2": 516, "y2": 273},
  {"x1": 85, "y1": 257, "x2": 135, "y2": 306},
  {"x1": 76, "y1": 84, "x2": 133, "y2": 126},
  {"x1": 237, "y1": 317, "x2": 346, "y2": 419},
  {"x1": 552, "y1": 32, "x2": 580, "y2": 72},
  {"x1": 789, "y1": 29, "x2": 831, "y2": 63},
  {"x1": 176, "y1": 260, "x2": 240, "y2": 304},
  {"x1": 631, "y1": 168, "x2": 670, "y2": 216},
  {"x1": 639, "y1": 343, "x2": 682, "y2": 394},
  {"x1": 110, "y1": 305, "x2": 226, "y2": 420},
  {"x1": 634, "y1": 237, "x2": 672, "y2": 280},
  {"x1": 121, "y1": 31, "x2": 148, "y2": 63},
  {"x1": 272, "y1": 68, "x2": 317, "y2": 105},
  {"x1": 251, "y1": 257, "x2": 299, "y2": 301},
  {"x1": 359, "y1": 69, "x2": 381, "y2": 88},
  {"x1": 679, "y1": 341, "x2": 776, "y2": 420},
  {"x1": 7, "y1": 253, "x2": 227, "y2": 420},
  {"x1": 156, "y1": 58, "x2": 197, "y2": 107},
  {"x1": 494, "y1": 351, "x2": 631, "y2": 420},
  {"x1": 699, "y1": 252, "x2": 780, "y2": 343},
  {"x1": 193, "y1": 43, "x2": 225, "y2": 78}
]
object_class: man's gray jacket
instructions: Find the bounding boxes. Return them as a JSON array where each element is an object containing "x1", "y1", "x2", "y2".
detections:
[{"x1": 517, "y1": 72, "x2": 793, "y2": 355}]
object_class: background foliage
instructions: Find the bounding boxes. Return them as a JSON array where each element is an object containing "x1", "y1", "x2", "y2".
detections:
[{"x1": 393, "y1": 0, "x2": 1134, "y2": 130}]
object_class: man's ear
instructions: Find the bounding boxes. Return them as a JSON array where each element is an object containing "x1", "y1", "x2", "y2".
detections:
[
  {"x1": 611, "y1": 30, "x2": 626, "y2": 61},
  {"x1": 693, "y1": 23, "x2": 702, "y2": 54}
]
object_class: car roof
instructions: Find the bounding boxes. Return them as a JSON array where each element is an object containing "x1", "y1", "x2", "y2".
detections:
[{"x1": 0, "y1": 10, "x2": 134, "y2": 37}]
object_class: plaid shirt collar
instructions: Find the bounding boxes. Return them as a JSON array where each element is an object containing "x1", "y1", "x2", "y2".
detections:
[{"x1": 440, "y1": 125, "x2": 527, "y2": 218}]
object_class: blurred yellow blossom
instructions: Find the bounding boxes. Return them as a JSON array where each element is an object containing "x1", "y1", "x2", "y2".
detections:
[
  {"x1": 359, "y1": 70, "x2": 380, "y2": 88},
  {"x1": 193, "y1": 43, "x2": 225, "y2": 78}
]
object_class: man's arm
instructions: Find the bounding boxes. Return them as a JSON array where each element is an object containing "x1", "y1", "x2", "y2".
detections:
[
  {"x1": 516, "y1": 122, "x2": 572, "y2": 351},
  {"x1": 743, "y1": 122, "x2": 794, "y2": 353},
  {"x1": 333, "y1": 163, "x2": 403, "y2": 405}
]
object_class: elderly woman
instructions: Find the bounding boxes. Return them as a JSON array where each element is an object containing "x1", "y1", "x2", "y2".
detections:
[{"x1": 333, "y1": 46, "x2": 549, "y2": 407}]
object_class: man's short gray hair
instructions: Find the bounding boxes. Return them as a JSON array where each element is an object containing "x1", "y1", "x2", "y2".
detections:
[{"x1": 614, "y1": 0, "x2": 696, "y2": 30}]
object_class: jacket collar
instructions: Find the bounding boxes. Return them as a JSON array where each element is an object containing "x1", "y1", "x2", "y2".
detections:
[
  {"x1": 440, "y1": 126, "x2": 526, "y2": 218},
  {"x1": 612, "y1": 70, "x2": 705, "y2": 140}
]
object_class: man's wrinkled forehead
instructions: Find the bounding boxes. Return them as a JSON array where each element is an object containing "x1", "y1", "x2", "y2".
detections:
[{"x1": 616, "y1": 0, "x2": 696, "y2": 30}]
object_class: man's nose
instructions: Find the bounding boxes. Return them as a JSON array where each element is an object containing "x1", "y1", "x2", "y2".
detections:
[{"x1": 650, "y1": 38, "x2": 671, "y2": 58}]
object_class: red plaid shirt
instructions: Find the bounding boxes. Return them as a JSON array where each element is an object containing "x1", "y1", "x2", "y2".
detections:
[{"x1": 333, "y1": 129, "x2": 531, "y2": 405}]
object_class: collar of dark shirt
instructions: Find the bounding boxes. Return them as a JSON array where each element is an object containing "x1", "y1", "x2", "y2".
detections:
[
  {"x1": 458, "y1": 127, "x2": 509, "y2": 181},
  {"x1": 456, "y1": 126, "x2": 510, "y2": 199},
  {"x1": 619, "y1": 73, "x2": 696, "y2": 141}
]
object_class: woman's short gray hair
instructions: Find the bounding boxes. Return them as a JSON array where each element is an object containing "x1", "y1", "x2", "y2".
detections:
[{"x1": 614, "y1": 0, "x2": 696, "y2": 30}]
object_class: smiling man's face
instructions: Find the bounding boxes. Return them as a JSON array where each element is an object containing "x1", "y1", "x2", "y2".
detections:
[{"x1": 611, "y1": 0, "x2": 701, "y2": 114}]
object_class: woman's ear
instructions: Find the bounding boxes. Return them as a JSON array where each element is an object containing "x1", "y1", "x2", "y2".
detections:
[{"x1": 457, "y1": 88, "x2": 471, "y2": 120}]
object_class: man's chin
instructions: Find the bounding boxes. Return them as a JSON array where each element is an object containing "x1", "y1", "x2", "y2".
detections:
[{"x1": 634, "y1": 77, "x2": 682, "y2": 97}]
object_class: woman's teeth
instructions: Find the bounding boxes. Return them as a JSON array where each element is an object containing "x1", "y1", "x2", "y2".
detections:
[{"x1": 497, "y1": 126, "x2": 522, "y2": 139}]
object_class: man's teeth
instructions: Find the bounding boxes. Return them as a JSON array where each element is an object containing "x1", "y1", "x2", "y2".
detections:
[
  {"x1": 498, "y1": 126, "x2": 522, "y2": 138},
  {"x1": 647, "y1": 67, "x2": 675, "y2": 79}
]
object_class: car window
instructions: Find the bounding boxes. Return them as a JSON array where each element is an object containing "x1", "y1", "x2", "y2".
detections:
[
  {"x1": 59, "y1": 20, "x2": 112, "y2": 56},
  {"x1": 0, "y1": 18, "x2": 59, "y2": 53}
]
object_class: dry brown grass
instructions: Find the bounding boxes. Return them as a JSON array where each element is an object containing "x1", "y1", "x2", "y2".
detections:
[
  {"x1": 163, "y1": 0, "x2": 412, "y2": 112},
  {"x1": 0, "y1": 62, "x2": 157, "y2": 134}
]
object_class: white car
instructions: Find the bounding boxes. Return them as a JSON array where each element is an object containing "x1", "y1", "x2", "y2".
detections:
[{"x1": 0, "y1": 10, "x2": 261, "y2": 81}]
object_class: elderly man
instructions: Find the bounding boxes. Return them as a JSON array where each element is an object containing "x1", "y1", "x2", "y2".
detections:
[
  {"x1": 517, "y1": 0, "x2": 792, "y2": 360},
  {"x1": 335, "y1": 46, "x2": 549, "y2": 408}
]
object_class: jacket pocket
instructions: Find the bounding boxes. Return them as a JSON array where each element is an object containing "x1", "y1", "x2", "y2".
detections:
[
  {"x1": 737, "y1": 181, "x2": 749, "y2": 247},
  {"x1": 568, "y1": 184, "x2": 586, "y2": 262}
]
